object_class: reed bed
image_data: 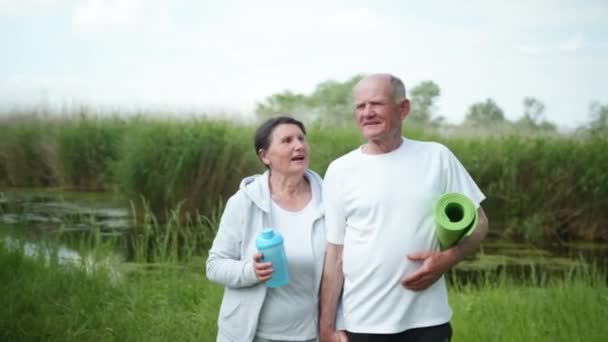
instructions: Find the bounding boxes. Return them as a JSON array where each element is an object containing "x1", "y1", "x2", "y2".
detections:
[{"x1": 1, "y1": 113, "x2": 607, "y2": 242}]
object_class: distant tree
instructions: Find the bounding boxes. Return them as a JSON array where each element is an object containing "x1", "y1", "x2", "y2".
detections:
[
  {"x1": 307, "y1": 75, "x2": 364, "y2": 125},
  {"x1": 464, "y1": 98, "x2": 506, "y2": 127},
  {"x1": 588, "y1": 101, "x2": 608, "y2": 134},
  {"x1": 408, "y1": 80, "x2": 441, "y2": 125},
  {"x1": 516, "y1": 97, "x2": 556, "y2": 131},
  {"x1": 537, "y1": 121, "x2": 557, "y2": 131},
  {"x1": 254, "y1": 75, "x2": 364, "y2": 125},
  {"x1": 255, "y1": 90, "x2": 309, "y2": 120},
  {"x1": 523, "y1": 97, "x2": 545, "y2": 124}
]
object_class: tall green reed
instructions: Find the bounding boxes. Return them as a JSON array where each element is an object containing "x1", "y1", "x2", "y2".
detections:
[
  {"x1": 57, "y1": 114, "x2": 127, "y2": 190},
  {"x1": 0, "y1": 115, "x2": 58, "y2": 187},
  {"x1": 445, "y1": 134, "x2": 608, "y2": 241},
  {"x1": 2, "y1": 113, "x2": 607, "y2": 241},
  {"x1": 113, "y1": 118, "x2": 260, "y2": 220},
  {"x1": 126, "y1": 197, "x2": 223, "y2": 263}
]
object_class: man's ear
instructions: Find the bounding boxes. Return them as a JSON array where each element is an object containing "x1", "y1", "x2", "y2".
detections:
[{"x1": 400, "y1": 99, "x2": 411, "y2": 120}]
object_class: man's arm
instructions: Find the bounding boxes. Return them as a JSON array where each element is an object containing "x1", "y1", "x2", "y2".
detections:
[
  {"x1": 401, "y1": 207, "x2": 489, "y2": 291},
  {"x1": 320, "y1": 243, "x2": 348, "y2": 342}
]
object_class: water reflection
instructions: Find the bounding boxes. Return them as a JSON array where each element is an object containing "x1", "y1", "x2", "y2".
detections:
[
  {"x1": 0, "y1": 189, "x2": 130, "y2": 232},
  {"x1": 2, "y1": 234, "x2": 123, "y2": 281},
  {"x1": 1, "y1": 189, "x2": 607, "y2": 282},
  {"x1": 4, "y1": 235, "x2": 82, "y2": 264}
]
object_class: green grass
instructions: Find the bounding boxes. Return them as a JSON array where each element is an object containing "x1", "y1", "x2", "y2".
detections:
[
  {"x1": 0, "y1": 244, "x2": 222, "y2": 341},
  {"x1": 450, "y1": 268, "x2": 608, "y2": 342},
  {"x1": 0, "y1": 241, "x2": 606, "y2": 342}
]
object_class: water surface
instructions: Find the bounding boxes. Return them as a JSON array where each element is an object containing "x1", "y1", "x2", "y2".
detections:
[{"x1": 1, "y1": 188, "x2": 606, "y2": 282}]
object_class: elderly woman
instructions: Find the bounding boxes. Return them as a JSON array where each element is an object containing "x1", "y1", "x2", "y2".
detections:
[{"x1": 206, "y1": 116, "x2": 341, "y2": 342}]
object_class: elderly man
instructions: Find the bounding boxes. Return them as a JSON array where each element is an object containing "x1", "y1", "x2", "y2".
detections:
[{"x1": 320, "y1": 74, "x2": 488, "y2": 342}]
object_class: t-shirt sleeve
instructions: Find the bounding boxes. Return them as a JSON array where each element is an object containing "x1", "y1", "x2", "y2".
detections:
[
  {"x1": 442, "y1": 146, "x2": 486, "y2": 207},
  {"x1": 323, "y1": 162, "x2": 346, "y2": 245}
]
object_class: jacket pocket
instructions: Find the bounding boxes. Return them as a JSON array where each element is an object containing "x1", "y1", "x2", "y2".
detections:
[
  {"x1": 218, "y1": 297, "x2": 244, "y2": 341},
  {"x1": 218, "y1": 285, "x2": 265, "y2": 342},
  {"x1": 219, "y1": 296, "x2": 241, "y2": 322}
]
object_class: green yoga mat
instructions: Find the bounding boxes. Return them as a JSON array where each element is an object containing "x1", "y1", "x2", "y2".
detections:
[{"x1": 435, "y1": 193, "x2": 478, "y2": 250}]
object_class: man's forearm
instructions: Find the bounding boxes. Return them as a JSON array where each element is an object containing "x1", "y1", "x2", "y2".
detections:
[
  {"x1": 446, "y1": 207, "x2": 489, "y2": 264},
  {"x1": 319, "y1": 243, "x2": 344, "y2": 333}
]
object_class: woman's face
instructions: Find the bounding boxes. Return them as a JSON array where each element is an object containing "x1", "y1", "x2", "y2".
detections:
[{"x1": 259, "y1": 123, "x2": 309, "y2": 176}]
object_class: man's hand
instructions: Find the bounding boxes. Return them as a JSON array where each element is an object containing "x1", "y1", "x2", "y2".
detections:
[
  {"x1": 403, "y1": 207, "x2": 489, "y2": 291},
  {"x1": 321, "y1": 330, "x2": 348, "y2": 342},
  {"x1": 400, "y1": 250, "x2": 458, "y2": 291}
]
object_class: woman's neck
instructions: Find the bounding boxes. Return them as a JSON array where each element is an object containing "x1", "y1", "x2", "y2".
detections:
[
  {"x1": 269, "y1": 172, "x2": 307, "y2": 197},
  {"x1": 269, "y1": 172, "x2": 311, "y2": 211}
]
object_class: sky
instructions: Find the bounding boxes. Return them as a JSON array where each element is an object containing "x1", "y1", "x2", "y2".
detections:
[{"x1": 1, "y1": 0, "x2": 607, "y2": 129}]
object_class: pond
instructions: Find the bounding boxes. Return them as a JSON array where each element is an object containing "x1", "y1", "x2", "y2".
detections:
[{"x1": 1, "y1": 188, "x2": 606, "y2": 283}]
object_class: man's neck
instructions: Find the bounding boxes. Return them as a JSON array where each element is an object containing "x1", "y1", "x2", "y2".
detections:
[{"x1": 363, "y1": 135, "x2": 403, "y2": 155}]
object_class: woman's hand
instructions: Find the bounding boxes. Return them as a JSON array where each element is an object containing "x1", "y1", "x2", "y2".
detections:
[{"x1": 253, "y1": 252, "x2": 273, "y2": 282}]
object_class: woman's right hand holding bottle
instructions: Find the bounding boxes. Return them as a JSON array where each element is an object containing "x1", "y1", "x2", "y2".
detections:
[{"x1": 253, "y1": 252, "x2": 273, "y2": 281}]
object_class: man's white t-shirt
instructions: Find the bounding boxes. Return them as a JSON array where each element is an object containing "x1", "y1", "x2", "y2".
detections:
[{"x1": 323, "y1": 137, "x2": 485, "y2": 334}]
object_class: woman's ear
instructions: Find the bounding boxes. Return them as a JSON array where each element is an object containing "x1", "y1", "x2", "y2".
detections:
[{"x1": 258, "y1": 149, "x2": 269, "y2": 166}]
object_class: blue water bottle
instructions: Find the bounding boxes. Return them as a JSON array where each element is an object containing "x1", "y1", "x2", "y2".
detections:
[{"x1": 255, "y1": 228, "x2": 289, "y2": 288}]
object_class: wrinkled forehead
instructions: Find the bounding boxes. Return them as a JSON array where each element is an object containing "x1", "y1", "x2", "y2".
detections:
[
  {"x1": 355, "y1": 74, "x2": 392, "y2": 92},
  {"x1": 354, "y1": 77, "x2": 393, "y2": 102},
  {"x1": 270, "y1": 123, "x2": 304, "y2": 139}
]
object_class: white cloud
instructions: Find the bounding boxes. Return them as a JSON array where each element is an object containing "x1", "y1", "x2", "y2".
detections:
[
  {"x1": 557, "y1": 34, "x2": 584, "y2": 52},
  {"x1": 518, "y1": 46, "x2": 542, "y2": 55},
  {"x1": 0, "y1": 0, "x2": 62, "y2": 16},
  {"x1": 321, "y1": 7, "x2": 383, "y2": 34},
  {"x1": 71, "y1": 0, "x2": 143, "y2": 34},
  {"x1": 2, "y1": 0, "x2": 606, "y2": 128},
  {"x1": 0, "y1": 73, "x2": 94, "y2": 110},
  {"x1": 518, "y1": 33, "x2": 588, "y2": 55}
]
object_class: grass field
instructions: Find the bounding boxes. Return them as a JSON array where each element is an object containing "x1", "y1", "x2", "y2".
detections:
[{"x1": 1, "y1": 242, "x2": 606, "y2": 342}]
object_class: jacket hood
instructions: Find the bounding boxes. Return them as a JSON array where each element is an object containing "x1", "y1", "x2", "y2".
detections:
[{"x1": 239, "y1": 169, "x2": 324, "y2": 216}]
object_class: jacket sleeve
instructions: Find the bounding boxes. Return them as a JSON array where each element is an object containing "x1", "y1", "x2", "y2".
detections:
[{"x1": 206, "y1": 194, "x2": 260, "y2": 288}]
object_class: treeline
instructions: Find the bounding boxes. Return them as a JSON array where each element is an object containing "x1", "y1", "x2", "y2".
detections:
[
  {"x1": 1, "y1": 113, "x2": 607, "y2": 242},
  {"x1": 256, "y1": 75, "x2": 608, "y2": 134}
]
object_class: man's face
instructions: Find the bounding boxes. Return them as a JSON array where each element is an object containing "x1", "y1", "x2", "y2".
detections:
[{"x1": 353, "y1": 76, "x2": 408, "y2": 141}]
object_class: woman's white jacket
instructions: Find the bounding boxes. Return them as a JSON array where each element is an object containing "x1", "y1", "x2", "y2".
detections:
[{"x1": 206, "y1": 169, "x2": 341, "y2": 342}]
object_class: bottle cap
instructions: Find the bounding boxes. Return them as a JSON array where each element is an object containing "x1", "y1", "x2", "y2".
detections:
[
  {"x1": 261, "y1": 228, "x2": 274, "y2": 239},
  {"x1": 256, "y1": 228, "x2": 284, "y2": 249}
]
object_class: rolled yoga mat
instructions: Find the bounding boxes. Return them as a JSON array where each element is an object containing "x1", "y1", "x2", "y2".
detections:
[{"x1": 434, "y1": 192, "x2": 478, "y2": 250}]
